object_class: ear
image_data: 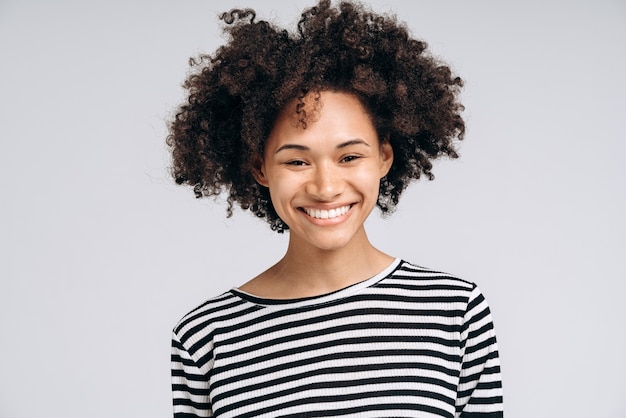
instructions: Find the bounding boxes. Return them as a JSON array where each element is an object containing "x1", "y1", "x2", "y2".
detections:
[
  {"x1": 379, "y1": 137, "x2": 394, "y2": 178},
  {"x1": 252, "y1": 159, "x2": 269, "y2": 187}
]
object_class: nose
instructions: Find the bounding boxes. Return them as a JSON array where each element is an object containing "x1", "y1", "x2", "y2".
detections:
[{"x1": 305, "y1": 162, "x2": 343, "y2": 201}]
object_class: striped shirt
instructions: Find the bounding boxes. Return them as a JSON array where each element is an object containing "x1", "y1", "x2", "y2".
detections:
[{"x1": 171, "y1": 259, "x2": 503, "y2": 417}]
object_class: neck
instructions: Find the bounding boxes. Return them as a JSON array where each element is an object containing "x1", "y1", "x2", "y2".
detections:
[{"x1": 243, "y1": 227, "x2": 393, "y2": 299}]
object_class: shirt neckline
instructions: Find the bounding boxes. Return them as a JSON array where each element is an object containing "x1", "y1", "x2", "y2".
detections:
[{"x1": 230, "y1": 258, "x2": 402, "y2": 308}]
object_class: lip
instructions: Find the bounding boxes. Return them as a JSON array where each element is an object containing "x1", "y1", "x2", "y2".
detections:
[{"x1": 298, "y1": 204, "x2": 354, "y2": 224}]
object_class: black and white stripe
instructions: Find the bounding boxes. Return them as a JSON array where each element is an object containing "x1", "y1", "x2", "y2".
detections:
[{"x1": 171, "y1": 259, "x2": 503, "y2": 417}]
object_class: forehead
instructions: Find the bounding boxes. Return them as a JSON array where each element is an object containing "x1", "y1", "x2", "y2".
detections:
[{"x1": 268, "y1": 91, "x2": 377, "y2": 144}]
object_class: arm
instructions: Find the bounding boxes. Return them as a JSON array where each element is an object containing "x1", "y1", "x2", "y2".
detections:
[
  {"x1": 171, "y1": 332, "x2": 213, "y2": 417},
  {"x1": 456, "y1": 285, "x2": 504, "y2": 418}
]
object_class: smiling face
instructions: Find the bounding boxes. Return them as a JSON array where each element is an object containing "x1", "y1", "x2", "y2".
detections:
[{"x1": 255, "y1": 91, "x2": 393, "y2": 254}]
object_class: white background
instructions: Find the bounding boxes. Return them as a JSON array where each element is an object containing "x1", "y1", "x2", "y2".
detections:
[{"x1": 1, "y1": 1, "x2": 624, "y2": 417}]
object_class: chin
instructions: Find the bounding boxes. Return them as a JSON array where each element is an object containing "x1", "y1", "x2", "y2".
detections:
[{"x1": 294, "y1": 228, "x2": 362, "y2": 253}]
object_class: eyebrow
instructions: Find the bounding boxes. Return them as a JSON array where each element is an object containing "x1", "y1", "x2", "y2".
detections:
[{"x1": 274, "y1": 139, "x2": 370, "y2": 154}]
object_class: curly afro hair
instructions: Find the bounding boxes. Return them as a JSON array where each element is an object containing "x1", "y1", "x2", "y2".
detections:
[{"x1": 167, "y1": 0, "x2": 464, "y2": 232}]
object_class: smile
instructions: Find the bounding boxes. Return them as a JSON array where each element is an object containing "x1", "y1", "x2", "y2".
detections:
[{"x1": 301, "y1": 205, "x2": 351, "y2": 219}]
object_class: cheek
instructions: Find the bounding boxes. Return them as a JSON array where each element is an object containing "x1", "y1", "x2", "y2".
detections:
[
  {"x1": 352, "y1": 166, "x2": 383, "y2": 193},
  {"x1": 266, "y1": 172, "x2": 298, "y2": 208}
]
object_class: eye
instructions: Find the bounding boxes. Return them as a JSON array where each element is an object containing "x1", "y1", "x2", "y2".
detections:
[
  {"x1": 285, "y1": 160, "x2": 307, "y2": 166},
  {"x1": 340, "y1": 155, "x2": 361, "y2": 163}
]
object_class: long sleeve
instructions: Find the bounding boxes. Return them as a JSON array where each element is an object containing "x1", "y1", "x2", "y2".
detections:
[
  {"x1": 169, "y1": 264, "x2": 503, "y2": 417},
  {"x1": 171, "y1": 332, "x2": 213, "y2": 417},
  {"x1": 456, "y1": 285, "x2": 504, "y2": 417}
]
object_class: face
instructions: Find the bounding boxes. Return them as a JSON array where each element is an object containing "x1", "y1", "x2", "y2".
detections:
[{"x1": 255, "y1": 91, "x2": 393, "y2": 253}]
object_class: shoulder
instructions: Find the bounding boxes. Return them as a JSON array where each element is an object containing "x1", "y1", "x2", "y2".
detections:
[
  {"x1": 388, "y1": 260, "x2": 477, "y2": 293},
  {"x1": 384, "y1": 260, "x2": 493, "y2": 314},
  {"x1": 172, "y1": 290, "x2": 255, "y2": 350}
]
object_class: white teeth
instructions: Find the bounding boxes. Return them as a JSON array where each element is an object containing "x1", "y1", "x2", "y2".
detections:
[{"x1": 303, "y1": 205, "x2": 350, "y2": 219}]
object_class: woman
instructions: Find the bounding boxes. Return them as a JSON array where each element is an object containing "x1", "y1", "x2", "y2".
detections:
[{"x1": 168, "y1": 1, "x2": 503, "y2": 416}]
